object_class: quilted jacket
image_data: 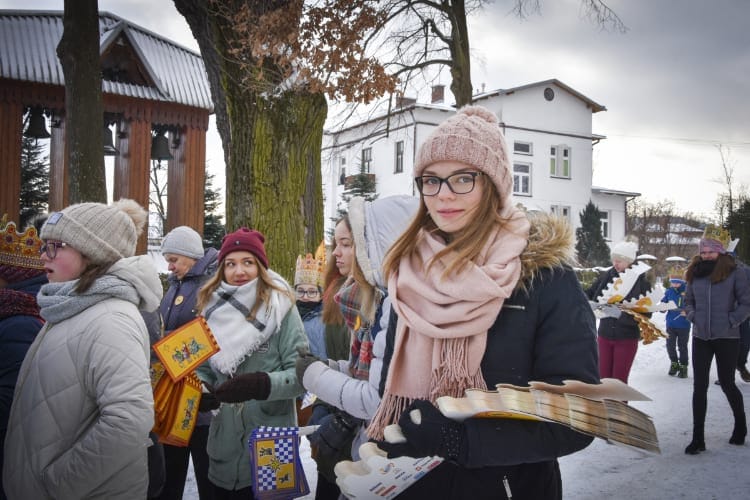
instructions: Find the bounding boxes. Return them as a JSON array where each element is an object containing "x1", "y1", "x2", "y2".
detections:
[{"x1": 3, "y1": 257, "x2": 160, "y2": 499}]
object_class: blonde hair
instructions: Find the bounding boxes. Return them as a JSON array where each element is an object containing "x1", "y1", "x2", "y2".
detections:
[
  {"x1": 384, "y1": 176, "x2": 510, "y2": 280},
  {"x1": 196, "y1": 258, "x2": 292, "y2": 321}
]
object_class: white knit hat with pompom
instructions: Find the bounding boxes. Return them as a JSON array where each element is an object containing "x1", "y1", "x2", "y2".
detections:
[{"x1": 41, "y1": 198, "x2": 147, "y2": 265}]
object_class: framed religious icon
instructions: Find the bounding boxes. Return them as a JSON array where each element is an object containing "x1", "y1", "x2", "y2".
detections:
[{"x1": 153, "y1": 317, "x2": 220, "y2": 382}]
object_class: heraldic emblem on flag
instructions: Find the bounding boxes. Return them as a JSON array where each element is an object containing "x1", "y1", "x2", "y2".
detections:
[{"x1": 249, "y1": 426, "x2": 310, "y2": 499}]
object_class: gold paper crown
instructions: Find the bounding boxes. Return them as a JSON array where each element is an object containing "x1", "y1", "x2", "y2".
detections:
[
  {"x1": 702, "y1": 224, "x2": 731, "y2": 248},
  {"x1": 0, "y1": 214, "x2": 45, "y2": 270},
  {"x1": 294, "y1": 240, "x2": 326, "y2": 288},
  {"x1": 667, "y1": 266, "x2": 685, "y2": 280}
]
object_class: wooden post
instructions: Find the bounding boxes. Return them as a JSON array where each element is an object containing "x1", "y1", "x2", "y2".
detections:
[
  {"x1": 0, "y1": 101, "x2": 23, "y2": 221},
  {"x1": 114, "y1": 118, "x2": 151, "y2": 255},
  {"x1": 167, "y1": 126, "x2": 206, "y2": 235},
  {"x1": 48, "y1": 114, "x2": 69, "y2": 212}
]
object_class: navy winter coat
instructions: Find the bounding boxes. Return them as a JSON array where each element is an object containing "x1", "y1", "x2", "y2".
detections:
[
  {"x1": 381, "y1": 262, "x2": 600, "y2": 499},
  {"x1": 159, "y1": 248, "x2": 219, "y2": 334}
]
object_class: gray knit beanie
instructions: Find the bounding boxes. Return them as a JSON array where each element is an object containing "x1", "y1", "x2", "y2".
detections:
[
  {"x1": 161, "y1": 226, "x2": 204, "y2": 259},
  {"x1": 415, "y1": 105, "x2": 511, "y2": 200},
  {"x1": 41, "y1": 198, "x2": 147, "y2": 265}
]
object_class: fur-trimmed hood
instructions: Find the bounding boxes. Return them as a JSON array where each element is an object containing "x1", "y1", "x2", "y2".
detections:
[{"x1": 516, "y1": 211, "x2": 577, "y2": 291}]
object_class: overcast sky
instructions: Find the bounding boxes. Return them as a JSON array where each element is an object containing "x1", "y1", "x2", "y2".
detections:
[{"x1": 4, "y1": 0, "x2": 748, "y2": 220}]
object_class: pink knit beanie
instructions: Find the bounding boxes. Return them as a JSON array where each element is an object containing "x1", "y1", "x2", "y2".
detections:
[{"x1": 414, "y1": 105, "x2": 512, "y2": 200}]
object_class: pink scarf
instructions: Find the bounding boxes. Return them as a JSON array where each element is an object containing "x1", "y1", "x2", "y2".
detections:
[{"x1": 368, "y1": 209, "x2": 529, "y2": 439}]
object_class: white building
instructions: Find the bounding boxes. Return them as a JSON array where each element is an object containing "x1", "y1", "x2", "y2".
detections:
[{"x1": 322, "y1": 79, "x2": 638, "y2": 247}]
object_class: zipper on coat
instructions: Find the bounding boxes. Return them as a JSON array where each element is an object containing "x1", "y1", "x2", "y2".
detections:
[{"x1": 503, "y1": 474, "x2": 513, "y2": 499}]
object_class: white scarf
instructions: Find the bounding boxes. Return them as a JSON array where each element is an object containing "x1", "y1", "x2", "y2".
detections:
[{"x1": 204, "y1": 271, "x2": 292, "y2": 376}]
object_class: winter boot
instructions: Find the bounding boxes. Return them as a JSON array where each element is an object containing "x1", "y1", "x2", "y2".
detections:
[
  {"x1": 730, "y1": 415, "x2": 746, "y2": 445},
  {"x1": 678, "y1": 364, "x2": 688, "y2": 379},
  {"x1": 668, "y1": 361, "x2": 679, "y2": 376},
  {"x1": 685, "y1": 426, "x2": 705, "y2": 455},
  {"x1": 685, "y1": 440, "x2": 706, "y2": 454},
  {"x1": 738, "y1": 365, "x2": 750, "y2": 383}
]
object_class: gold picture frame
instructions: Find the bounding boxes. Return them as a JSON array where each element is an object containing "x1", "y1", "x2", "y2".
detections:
[{"x1": 152, "y1": 317, "x2": 219, "y2": 382}]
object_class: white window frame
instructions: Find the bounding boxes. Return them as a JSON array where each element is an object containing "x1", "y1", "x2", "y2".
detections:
[
  {"x1": 512, "y1": 162, "x2": 532, "y2": 196},
  {"x1": 514, "y1": 141, "x2": 533, "y2": 156},
  {"x1": 550, "y1": 144, "x2": 571, "y2": 178},
  {"x1": 550, "y1": 204, "x2": 571, "y2": 221},
  {"x1": 599, "y1": 210, "x2": 611, "y2": 240},
  {"x1": 361, "y1": 147, "x2": 372, "y2": 173},
  {"x1": 338, "y1": 157, "x2": 346, "y2": 185},
  {"x1": 394, "y1": 141, "x2": 404, "y2": 173}
]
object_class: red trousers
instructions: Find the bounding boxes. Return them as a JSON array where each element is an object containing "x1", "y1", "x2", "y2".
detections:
[{"x1": 597, "y1": 336, "x2": 638, "y2": 383}]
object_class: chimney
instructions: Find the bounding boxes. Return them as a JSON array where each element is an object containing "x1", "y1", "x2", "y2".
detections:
[
  {"x1": 431, "y1": 84, "x2": 445, "y2": 104},
  {"x1": 396, "y1": 95, "x2": 417, "y2": 108}
]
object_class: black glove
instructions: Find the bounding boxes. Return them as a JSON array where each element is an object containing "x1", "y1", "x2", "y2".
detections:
[
  {"x1": 198, "y1": 392, "x2": 220, "y2": 412},
  {"x1": 377, "y1": 400, "x2": 466, "y2": 462},
  {"x1": 308, "y1": 410, "x2": 363, "y2": 460},
  {"x1": 214, "y1": 372, "x2": 271, "y2": 403},
  {"x1": 295, "y1": 346, "x2": 325, "y2": 385}
]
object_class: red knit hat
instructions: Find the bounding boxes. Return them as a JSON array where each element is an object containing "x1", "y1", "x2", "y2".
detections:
[{"x1": 218, "y1": 227, "x2": 268, "y2": 268}]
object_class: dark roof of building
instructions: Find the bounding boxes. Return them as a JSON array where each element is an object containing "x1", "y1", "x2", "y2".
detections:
[{"x1": 0, "y1": 9, "x2": 212, "y2": 111}]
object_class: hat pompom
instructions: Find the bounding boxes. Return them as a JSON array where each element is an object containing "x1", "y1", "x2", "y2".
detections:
[
  {"x1": 112, "y1": 198, "x2": 147, "y2": 238},
  {"x1": 459, "y1": 105, "x2": 499, "y2": 126}
]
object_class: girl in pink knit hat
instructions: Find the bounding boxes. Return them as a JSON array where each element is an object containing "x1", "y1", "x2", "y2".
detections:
[{"x1": 368, "y1": 105, "x2": 600, "y2": 499}]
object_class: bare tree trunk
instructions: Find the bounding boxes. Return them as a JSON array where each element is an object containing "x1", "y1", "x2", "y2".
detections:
[
  {"x1": 448, "y1": 0, "x2": 473, "y2": 107},
  {"x1": 175, "y1": 0, "x2": 326, "y2": 282},
  {"x1": 57, "y1": 0, "x2": 106, "y2": 204}
]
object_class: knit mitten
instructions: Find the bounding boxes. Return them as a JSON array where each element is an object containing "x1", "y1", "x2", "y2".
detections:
[
  {"x1": 377, "y1": 399, "x2": 466, "y2": 462},
  {"x1": 295, "y1": 346, "x2": 326, "y2": 384},
  {"x1": 214, "y1": 372, "x2": 271, "y2": 403}
]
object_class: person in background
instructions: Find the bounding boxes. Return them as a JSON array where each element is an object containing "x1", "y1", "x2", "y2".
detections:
[
  {"x1": 684, "y1": 227, "x2": 750, "y2": 454},
  {"x1": 157, "y1": 226, "x2": 219, "y2": 500},
  {"x1": 195, "y1": 227, "x2": 307, "y2": 499},
  {"x1": 0, "y1": 216, "x2": 47, "y2": 500},
  {"x1": 367, "y1": 106, "x2": 599, "y2": 499},
  {"x1": 662, "y1": 270, "x2": 691, "y2": 378},
  {"x1": 3, "y1": 199, "x2": 162, "y2": 499},
  {"x1": 296, "y1": 196, "x2": 419, "y2": 476},
  {"x1": 299, "y1": 218, "x2": 355, "y2": 500},
  {"x1": 730, "y1": 246, "x2": 750, "y2": 383},
  {"x1": 294, "y1": 243, "x2": 327, "y2": 359},
  {"x1": 586, "y1": 239, "x2": 652, "y2": 383}
]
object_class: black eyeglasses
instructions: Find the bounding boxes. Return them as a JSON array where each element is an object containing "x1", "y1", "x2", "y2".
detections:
[
  {"x1": 415, "y1": 172, "x2": 482, "y2": 196},
  {"x1": 40, "y1": 241, "x2": 69, "y2": 259},
  {"x1": 295, "y1": 288, "x2": 320, "y2": 299}
]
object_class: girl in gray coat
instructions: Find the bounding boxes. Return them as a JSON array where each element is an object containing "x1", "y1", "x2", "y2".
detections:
[
  {"x1": 684, "y1": 230, "x2": 750, "y2": 454},
  {"x1": 3, "y1": 199, "x2": 162, "y2": 499}
]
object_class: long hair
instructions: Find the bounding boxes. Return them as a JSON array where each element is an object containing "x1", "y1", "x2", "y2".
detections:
[
  {"x1": 196, "y1": 257, "x2": 292, "y2": 321},
  {"x1": 685, "y1": 253, "x2": 737, "y2": 284},
  {"x1": 75, "y1": 261, "x2": 115, "y2": 293},
  {"x1": 384, "y1": 177, "x2": 513, "y2": 280},
  {"x1": 322, "y1": 216, "x2": 350, "y2": 325},
  {"x1": 322, "y1": 252, "x2": 346, "y2": 325}
]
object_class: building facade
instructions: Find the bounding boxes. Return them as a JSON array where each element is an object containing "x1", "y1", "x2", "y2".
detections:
[{"x1": 322, "y1": 79, "x2": 638, "y2": 249}]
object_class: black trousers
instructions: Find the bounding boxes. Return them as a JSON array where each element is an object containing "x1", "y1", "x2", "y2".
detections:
[
  {"x1": 691, "y1": 337, "x2": 745, "y2": 440},
  {"x1": 157, "y1": 424, "x2": 211, "y2": 500}
]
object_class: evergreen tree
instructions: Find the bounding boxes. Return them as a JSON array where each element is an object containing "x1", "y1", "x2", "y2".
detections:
[
  {"x1": 727, "y1": 198, "x2": 750, "y2": 263},
  {"x1": 19, "y1": 136, "x2": 49, "y2": 228},
  {"x1": 341, "y1": 162, "x2": 378, "y2": 203},
  {"x1": 576, "y1": 200, "x2": 611, "y2": 267},
  {"x1": 203, "y1": 171, "x2": 225, "y2": 249}
]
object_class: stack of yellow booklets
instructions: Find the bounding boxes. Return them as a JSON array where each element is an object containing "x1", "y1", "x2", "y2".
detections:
[
  {"x1": 436, "y1": 378, "x2": 659, "y2": 453},
  {"x1": 151, "y1": 317, "x2": 220, "y2": 446}
]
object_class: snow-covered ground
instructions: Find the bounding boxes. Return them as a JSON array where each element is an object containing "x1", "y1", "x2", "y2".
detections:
[{"x1": 184, "y1": 313, "x2": 750, "y2": 499}]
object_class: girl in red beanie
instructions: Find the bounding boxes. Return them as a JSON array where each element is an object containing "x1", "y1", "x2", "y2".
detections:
[{"x1": 195, "y1": 227, "x2": 308, "y2": 499}]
